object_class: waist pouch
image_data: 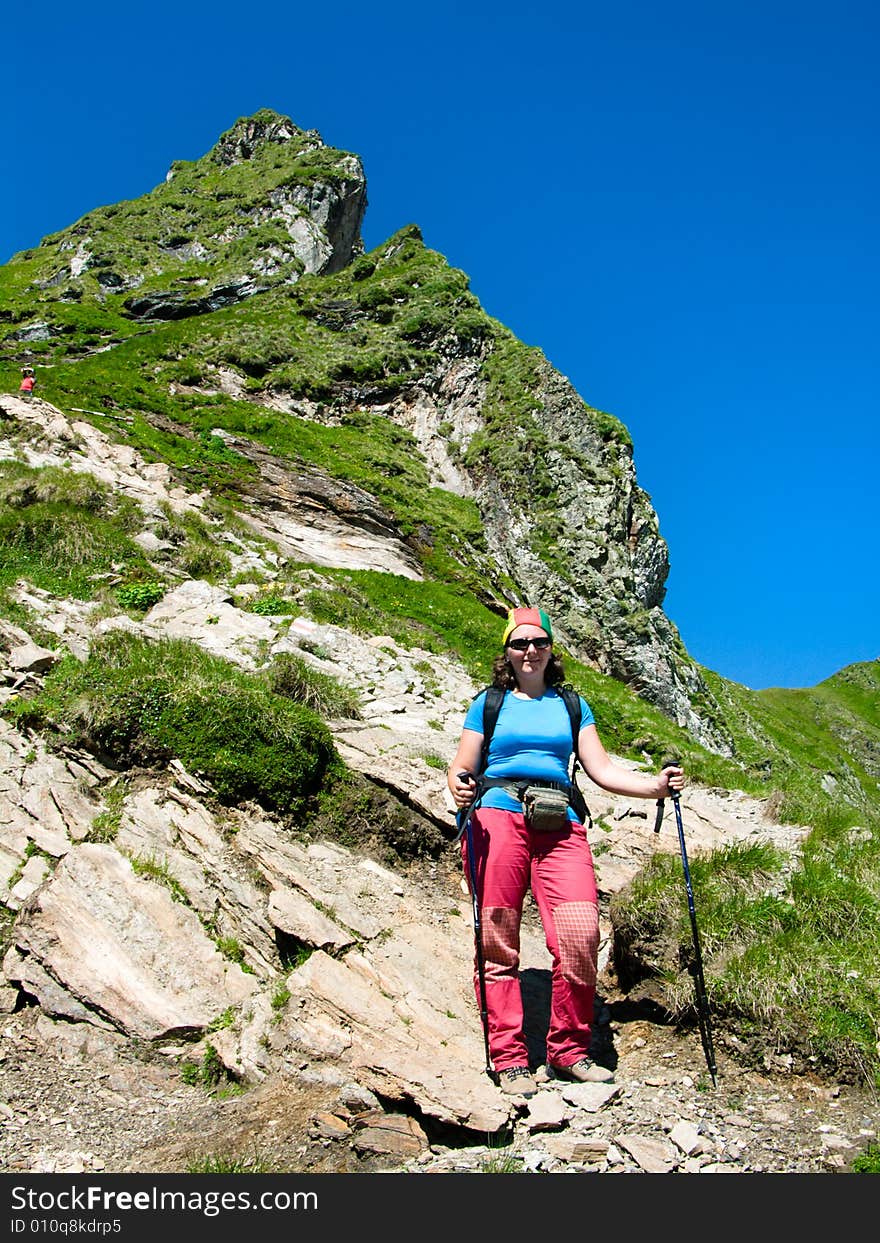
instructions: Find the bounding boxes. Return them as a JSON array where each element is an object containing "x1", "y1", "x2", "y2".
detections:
[{"x1": 521, "y1": 784, "x2": 571, "y2": 832}]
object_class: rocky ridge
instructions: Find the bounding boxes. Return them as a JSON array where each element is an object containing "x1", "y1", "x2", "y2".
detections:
[{"x1": 0, "y1": 392, "x2": 876, "y2": 1176}]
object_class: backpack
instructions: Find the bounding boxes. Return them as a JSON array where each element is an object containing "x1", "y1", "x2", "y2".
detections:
[{"x1": 475, "y1": 684, "x2": 591, "y2": 825}]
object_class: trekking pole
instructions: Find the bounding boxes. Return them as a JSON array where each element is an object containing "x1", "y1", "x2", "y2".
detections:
[
  {"x1": 654, "y1": 790, "x2": 718, "y2": 1086},
  {"x1": 456, "y1": 773, "x2": 495, "y2": 1082}
]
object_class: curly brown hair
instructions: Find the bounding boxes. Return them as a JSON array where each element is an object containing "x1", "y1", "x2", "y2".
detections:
[{"x1": 491, "y1": 650, "x2": 566, "y2": 690}]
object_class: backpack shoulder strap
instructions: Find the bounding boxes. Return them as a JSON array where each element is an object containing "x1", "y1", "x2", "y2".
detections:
[
  {"x1": 559, "y1": 685, "x2": 591, "y2": 826},
  {"x1": 559, "y1": 685, "x2": 582, "y2": 752},
  {"x1": 478, "y1": 685, "x2": 506, "y2": 776}
]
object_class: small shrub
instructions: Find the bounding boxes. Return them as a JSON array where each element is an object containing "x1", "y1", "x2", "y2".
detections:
[
  {"x1": 266, "y1": 651, "x2": 361, "y2": 719},
  {"x1": 186, "y1": 1151, "x2": 275, "y2": 1174},
  {"x1": 214, "y1": 937, "x2": 254, "y2": 974},
  {"x1": 179, "y1": 1043, "x2": 232, "y2": 1093},
  {"x1": 478, "y1": 1149, "x2": 523, "y2": 1173},
  {"x1": 851, "y1": 1143, "x2": 880, "y2": 1173},
  {"x1": 271, "y1": 980, "x2": 291, "y2": 1010},
  {"x1": 249, "y1": 595, "x2": 296, "y2": 616},
  {"x1": 116, "y1": 581, "x2": 165, "y2": 611},
  {"x1": 207, "y1": 1007, "x2": 236, "y2": 1033},
  {"x1": 89, "y1": 810, "x2": 120, "y2": 843},
  {"x1": 129, "y1": 854, "x2": 189, "y2": 904},
  {"x1": 87, "y1": 777, "x2": 128, "y2": 843}
]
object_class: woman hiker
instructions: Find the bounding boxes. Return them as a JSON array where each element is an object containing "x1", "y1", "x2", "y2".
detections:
[{"x1": 447, "y1": 605, "x2": 684, "y2": 1097}]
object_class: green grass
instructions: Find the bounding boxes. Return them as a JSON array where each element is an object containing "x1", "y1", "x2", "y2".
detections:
[
  {"x1": 179, "y1": 1043, "x2": 241, "y2": 1097},
  {"x1": 129, "y1": 854, "x2": 190, "y2": 904},
  {"x1": 850, "y1": 1143, "x2": 880, "y2": 1173},
  {"x1": 265, "y1": 650, "x2": 362, "y2": 719},
  {"x1": 0, "y1": 462, "x2": 150, "y2": 600},
  {"x1": 185, "y1": 1152, "x2": 275, "y2": 1174},
  {"x1": 5, "y1": 631, "x2": 343, "y2": 817},
  {"x1": 611, "y1": 826, "x2": 880, "y2": 1083}
]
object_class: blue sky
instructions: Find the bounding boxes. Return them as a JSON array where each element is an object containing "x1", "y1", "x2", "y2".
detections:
[{"x1": 7, "y1": 1, "x2": 878, "y2": 690}]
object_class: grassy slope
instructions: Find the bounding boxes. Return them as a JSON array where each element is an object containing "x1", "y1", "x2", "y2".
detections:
[{"x1": 2, "y1": 113, "x2": 879, "y2": 1084}]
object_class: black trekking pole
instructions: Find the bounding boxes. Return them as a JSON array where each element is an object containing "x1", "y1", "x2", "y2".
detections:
[
  {"x1": 654, "y1": 790, "x2": 718, "y2": 1086},
  {"x1": 456, "y1": 773, "x2": 495, "y2": 1082}
]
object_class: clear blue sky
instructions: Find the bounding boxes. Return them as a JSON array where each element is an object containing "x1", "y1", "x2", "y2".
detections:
[{"x1": 7, "y1": 1, "x2": 878, "y2": 690}]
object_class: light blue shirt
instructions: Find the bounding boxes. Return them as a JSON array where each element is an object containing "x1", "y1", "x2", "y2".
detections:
[{"x1": 463, "y1": 688, "x2": 595, "y2": 816}]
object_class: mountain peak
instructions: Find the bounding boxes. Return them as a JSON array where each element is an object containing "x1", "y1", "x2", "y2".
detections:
[{"x1": 210, "y1": 109, "x2": 324, "y2": 167}]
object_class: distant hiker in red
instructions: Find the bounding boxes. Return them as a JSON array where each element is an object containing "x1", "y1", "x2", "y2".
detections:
[
  {"x1": 448, "y1": 605, "x2": 685, "y2": 1098},
  {"x1": 19, "y1": 368, "x2": 35, "y2": 396}
]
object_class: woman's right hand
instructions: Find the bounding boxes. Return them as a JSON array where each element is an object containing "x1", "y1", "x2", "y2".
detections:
[{"x1": 449, "y1": 769, "x2": 477, "y2": 809}]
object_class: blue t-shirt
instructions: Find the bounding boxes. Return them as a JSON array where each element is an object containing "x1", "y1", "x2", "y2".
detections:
[{"x1": 463, "y1": 687, "x2": 595, "y2": 816}]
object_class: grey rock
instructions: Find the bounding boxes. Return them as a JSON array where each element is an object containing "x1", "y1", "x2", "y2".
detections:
[
  {"x1": 616, "y1": 1133, "x2": 678, "y2": 1173},
  {"x1": 525, "y1": 1092, "x2": 568, "y2": 1131},
  {"x1": 543, "y1": 1133, "x2": 610, "y2": 1163},
  {"x1": 5, "y1": 845, "x2": 258, "y2": 1039},
  {"x1": 267, "y1": 888, "x2": 356, "y2": 952},
  {"x1": 558, "y1": 1081, "x2": 623, "y2": 1111},
  {"x1": 8, "y1": 643, "x2": 58, "y2": 674},
  {"x1": 669, "y1": 1119, "x2": 703, "y2": 1155}
]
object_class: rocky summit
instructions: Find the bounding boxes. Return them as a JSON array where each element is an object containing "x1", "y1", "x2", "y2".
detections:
[{"x1": 0, "y1": 112, "x2": 878, "y2": 1177}]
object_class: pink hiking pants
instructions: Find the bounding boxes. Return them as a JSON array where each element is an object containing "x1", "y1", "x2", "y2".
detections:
[{"x1": 461, "y1": 806, "x2": 600, "y2": 1072}]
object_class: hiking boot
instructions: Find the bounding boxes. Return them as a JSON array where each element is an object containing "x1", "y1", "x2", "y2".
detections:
[
  {"x1": 497, "y1": 1066, "x2": 538, "y2": 1097},
  {"x1": 548, "y1": 1058, "x2": 614, "y2": 1084}
]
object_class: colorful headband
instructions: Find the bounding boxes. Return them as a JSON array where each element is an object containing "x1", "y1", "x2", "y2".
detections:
[{"x1": 502, "y1": 607, "x2": 553, "y2": 646}]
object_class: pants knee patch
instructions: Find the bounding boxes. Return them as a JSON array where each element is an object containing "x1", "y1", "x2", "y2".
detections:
[
  {"x1": 551, "y1": 900, "x2": 599, "y2": 988},
  {"x1": 481, "y1": 906, "x2": 520, "y2": 978}
]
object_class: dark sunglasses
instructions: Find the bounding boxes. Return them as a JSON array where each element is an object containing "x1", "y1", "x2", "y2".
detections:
[{"x1": 507, "y1": 636, "x2": 552, "y2": 651}]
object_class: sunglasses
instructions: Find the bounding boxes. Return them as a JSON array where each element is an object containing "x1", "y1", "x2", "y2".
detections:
[{"x1": 507, "y1": 636, "x2": 552, "y2": 651}]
